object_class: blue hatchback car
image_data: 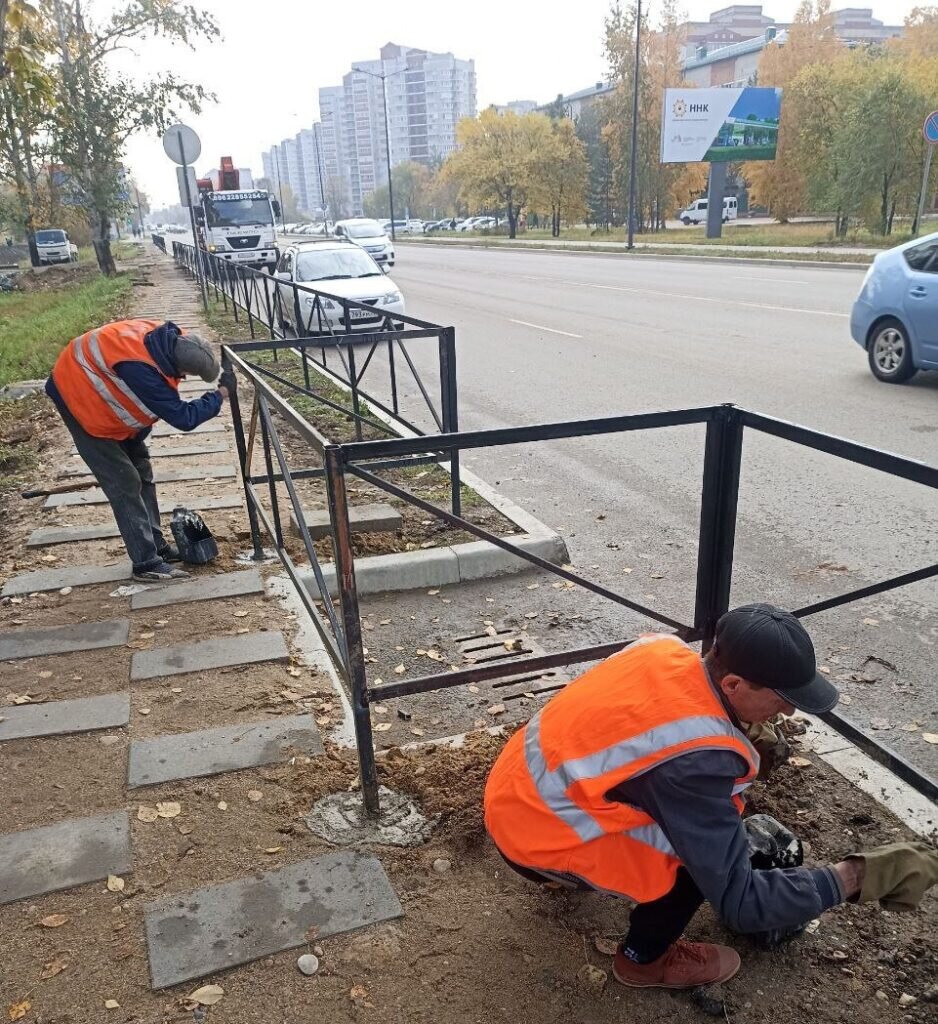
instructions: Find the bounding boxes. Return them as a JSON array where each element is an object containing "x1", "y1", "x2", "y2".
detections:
[{"x1": 851, "y1": 231, "x2": 938, "y2": 383}]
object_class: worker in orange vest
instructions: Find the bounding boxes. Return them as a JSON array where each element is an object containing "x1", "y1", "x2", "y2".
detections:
[
  {"x1": 485, "y1": 604, "x2": 864, "y2": 989},
  {"x1": 46, "y1": 319, "x2": 236, "y2": 582}
]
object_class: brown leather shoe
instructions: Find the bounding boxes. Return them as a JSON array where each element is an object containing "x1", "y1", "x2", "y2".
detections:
[{"x1": 613, "y1": 939, "x2": 741, "y2": 989}]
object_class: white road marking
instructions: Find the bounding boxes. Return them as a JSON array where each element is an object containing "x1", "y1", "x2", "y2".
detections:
[
  {"x1": 560, "y1": 281, "x2": 849, "y2": 317},
  {"x1": 508, "y1": 318, "x2": 583, "y2": 338}
]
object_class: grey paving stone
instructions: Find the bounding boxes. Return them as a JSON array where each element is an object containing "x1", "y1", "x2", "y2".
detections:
[
  {"x1": 131, "y1": 569, "x2": 264, "y2": 610},
  {"x1": 127, "y1": 713, "x2": 322, "y2": 787},
  {"x1": 0, "y1": 811, "x2": 132, "y2": 905},
  {"x1": 144, "y1": 851, "x2": 401, "y2": 988},
  {"x1": 0, "y1": 618, "x2": 130, "y2": 661},
  {"x1": 289, "y1": 502, "x2": 402, "y2": 540},
  {"x1": 28, "y1": 523, "x2": 122, "y2": 546},
  {"x1": 151, "y1": 421, "x2": 226, "y2": 437},
  {"x1": 45, "y1": 489, "x2": 243, "y2": 510},
  {"x1": 58, "y1": 443, "x2": 230, "y2": 475},
  {"x1": 151, "y1": 465, "x2": 236, "y2": 484},
  {"x1": 130, "y1": 629, "x2": 288, "y2": 681},
  {"x1": 0, "y1": 693, "x2": 130, "y2": 741},
  {"x1": 2, "y1": 561, "x2": 131, "y2": 595}
]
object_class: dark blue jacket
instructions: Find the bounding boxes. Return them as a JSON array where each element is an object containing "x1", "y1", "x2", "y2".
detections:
[{"x1": 46, "y1": 321, "x2": 222, "y2": 437}]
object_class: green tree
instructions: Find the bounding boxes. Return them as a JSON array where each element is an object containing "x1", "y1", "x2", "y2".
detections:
[
  {"x1": 535, "y1": 117, "x2": 589, "y2": 236},
  {"x1": 575, "y1": 101, "x2": 617, "y2": 228},
  {"x1": 323, "y1": 173, "x2": 349, "y2": 221},
  {"x1": 362, "y1": 161, "x2": 433, "y2": 219},
  {"x1": 49, "y1": 0, "x2": 218, "y2": 274}
]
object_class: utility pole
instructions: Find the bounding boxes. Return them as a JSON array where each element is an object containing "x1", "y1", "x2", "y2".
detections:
[
  {"x1": 272, "y1": 147, "x2": 287, "y2": 227},
  {"x1": 314, "y1": 123, "x2": 328, "y2": 227},
  {"x1": 353, "y1": 63, "x2": 407, "y2": 241},
  {"x1": 626, "y1": 0, "x2": 642, "y2": 250}
]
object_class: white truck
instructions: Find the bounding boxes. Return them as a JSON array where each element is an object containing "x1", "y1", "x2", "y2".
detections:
[
  {"x1": 197, "y1": 188, "x2": 280, "y2": 273},
  {"x1": 35, "y1": 229, "x2": 78, "y2": 264}
]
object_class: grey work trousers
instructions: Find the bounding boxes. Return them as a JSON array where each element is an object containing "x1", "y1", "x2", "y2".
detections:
[{"x1": 55, "y1": 402, "x2": 167, "y2": 572}]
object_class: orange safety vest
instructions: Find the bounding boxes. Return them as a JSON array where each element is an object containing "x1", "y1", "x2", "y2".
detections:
[
  {"x1": 484, "y1": 634, "x2": 759, "y2": 903},
  {"x1": 51, "y1": 319, "x2": 179, "y2": 441}
]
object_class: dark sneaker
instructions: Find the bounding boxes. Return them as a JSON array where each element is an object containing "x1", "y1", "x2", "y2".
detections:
[
  {"x1": 613, "y1": 940, "x2": 741, "y2": 989},
  {"x1": 132, "y1": 562, "x2": 190, "y2": 584},
  {"x1": 157, "y1": 544, "x2": 182, "y2": 563}
]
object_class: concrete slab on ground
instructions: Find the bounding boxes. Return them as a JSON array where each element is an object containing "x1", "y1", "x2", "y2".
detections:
[
  {"x1": 0, "y1": 811, "x2": 132, "y2": 905},
  {"x1": 130, "y1": 629, "x2": 289, "y2": 681},
  {"x1": 143, "y1": 851, "x2": 402, "y2": 988},
  {"x1": 131, "y1": 568, "x2": 264, "y2": 610},
  {"x1": 151, "y1": 421, "x2": 226, "y2": 437},
  {"x1": 44, "y1": 489, "x2": 243, "y2": 510},
  {"x1": 0, "y1": 693, "x2": 130, "y2": 741},
  {"x1": 289, "y1": 502, "x2": 401, "y2": 540},
  {"x1": 59, "y1": 442, "x2": 230, "y2": 475},
  {"x1": 27, "y1": 523, "x2": 122, "y2": 546},
  {"x1": 0, "y1": 618, "x2": 130, "y2": 660},
  {"x1": 1, "y1": 561, "x2": 132, "y2": 596},
  {"x1": 127, "y1": 712, "x2": 322, "y2": 787}
]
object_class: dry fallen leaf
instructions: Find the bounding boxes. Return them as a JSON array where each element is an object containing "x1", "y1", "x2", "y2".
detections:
[
  {"x1": 468, "y1": 684, "x2": 480, "y2": 694},
  {"x1": 487, "y1": 704, "x2": 506, "y2": 717},
  {"x1": 233, "y1": 610, "x2": 249, "y2": 618},
  {"x1": 188, "y1": 984, "x2": 224, "y2": 1006},
  {"x1": 39, "y1": 914, "x2": 68, "y2": 928},
  {"x1": 426, "y1": 650, "x2": 444, "y2": 662},
  {"x1": 411, "y1": 727, "x2": 425, "y2": 737},
  {"x1": 156, "y1": 801, "x2": 181, "y2": 819},
  {"x1": 862, "y1": 618, "x2": 879, "y2": 626},
  {"x1": 246, "y1": 790, "x2": 263, "y2": 802},
  {"x1": 38, "y1": 670, "x2": 53, "y2": 679},
  {"x1": 217, "y1": 801, "x2": 228, "y2": 811},
  {"x1": 923, "y1": 733, "x2": 938, "y2": 745},
  {"x1": 350, "y1": 984, "x2": 371, "y2": 1007},
  {"x1": 40, "y1": 958, "x2": 68, "y2": 980},
  {"x1": 138, "y1": 631, "x2": 155, "y2": 640},
  {"x1": 8, "y1": 999, "x2": 30, "y2": 1020},
  {"x1": 137, "y1": 805, "x2": 159, "y2": 823},
  {"x1": 374, "y1": 722, "x2": 392, "y2": 732},
  {"x1": 593, "y1": 935, "x2": 619, "y2": 956},
  {"x1": 484, "y1": 625, "x2": 497, "y2": 637},
  {"x1": 427, "y1": 589, "x2": 440, "y2": 596},
  {"x1": 104, "y1": 998, "x2": 120, "y2": 1009},
  {"x1": 787, "y1": 756, "x2": 812, "y2": 768},
  {"x1": 106, "y1": 875, "x2": 125, "y2": 893},
  {"x1": 393, "y1": 664, "x2": 405, "y2": 674},
  {"x1": 264, "y1": 846, "x2": 282, "y2": 854},
  {"x1": 287, "y1": 667, "x2": 302, "y2": 677},
  {"x1": 138, "y1": 708, "x2": 150, "y2": 716},
  {"x1": 170, "y1": 687, "x2": 183, "y2": 694}
]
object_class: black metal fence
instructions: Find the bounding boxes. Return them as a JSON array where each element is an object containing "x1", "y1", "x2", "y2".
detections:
[
  {"x1": 172, "y1": 238, "x2": 462, "y2": 514},
  {"x1": 210, "y1": 360, "x2": 938, "y2": 815}
]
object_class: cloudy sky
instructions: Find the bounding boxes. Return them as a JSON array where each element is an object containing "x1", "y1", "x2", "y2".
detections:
[{"x1": 104, "y1": 0, "x2": 917, "y2": 208}]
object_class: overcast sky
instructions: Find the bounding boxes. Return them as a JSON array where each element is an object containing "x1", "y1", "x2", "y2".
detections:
[{"x1": 107, "y1": 0, "x2": 916, "y2": 208}]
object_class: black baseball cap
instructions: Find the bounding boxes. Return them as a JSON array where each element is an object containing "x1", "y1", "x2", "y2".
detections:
[{"x1": 713, "y1": 603, "x2": 839, "y2": 715}]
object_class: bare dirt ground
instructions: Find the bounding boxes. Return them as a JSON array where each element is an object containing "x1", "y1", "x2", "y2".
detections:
[{"x1": 1, "y1": 245, "x2": 934, "y2": 1024}]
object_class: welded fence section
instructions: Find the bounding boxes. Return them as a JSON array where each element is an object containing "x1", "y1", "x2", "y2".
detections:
[
  {"x1": 320, "y1": 404, "x2": 938, "y2": 814},
  {"x1": 169, "y1": 238, "x2": 461, "y2": 512},
  {"x1": 152, "y1": 233, "x2": 166, "y2": 253}
]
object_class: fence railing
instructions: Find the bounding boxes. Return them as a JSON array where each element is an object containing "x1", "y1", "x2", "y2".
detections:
[{"x1": 171, "y1": 238, "x2": 462, "y2": 514}]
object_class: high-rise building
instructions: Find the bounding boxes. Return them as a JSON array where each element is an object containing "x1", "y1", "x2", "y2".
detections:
[
  {"x1": 318, "y1": 43, "x2": 476, "y2": 214},
  {"x1": 261, "y1": 127, "x2": 327, "y2": 216}
]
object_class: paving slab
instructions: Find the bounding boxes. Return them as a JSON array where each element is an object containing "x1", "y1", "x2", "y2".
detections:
[
  {"x1": 127, "y1": 712, "x2": 322, "y2": 787},
  {"x1": 131, "y1": 568, "x2": 264, "y2": 610},
  {"x1": 151, "y1": 421, "x2": 227, "y2": 437},
  {"x1": 144, "y1": 851, "x2": 401, "y2": 988},
  {"x1": 289, "y1": 502, "x2": 402, "y2": 540},
  {"x1": 0, "y1": 811, "x2": 132, "y2": 905},
  {"x1": 130, "y1": 629, "x2": 289, "y2": 681},
  {"x1": 59, "y1": 443, "x2": 230, "y2": 475},
  {"x1": 27, "y1": 522, "x2": 122, "y2": 546},
  {"x1": 44, "y1": 489, "x2": 243, "y2": 510},
  {"x1": 2, "y1": 560, "x2": 132, "y2": 595},
  {"x1": 0, "y1": 618, "x2": 130, "y2": 661},
  {"x1": 0, "y1": 693, "x2": 130, "y2": 741}
]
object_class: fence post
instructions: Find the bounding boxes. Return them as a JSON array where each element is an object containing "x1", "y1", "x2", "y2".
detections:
[
  {"x1": 439, "y1": 327, "x2": 461, "y2": 516},
  {"x1": 258, "y1": 398, "x2": 284, "y2": 548},
  {"x1": 347, "y1": 340, "x2": 362, "y2": 442},
  {"x1": 693, "y1": 404, "x2": 743, "y2": 650},
  {"x1": 222, "y1": 351, "x2": 265, "y2": 560},
  {"x1": 324, "y1": 445, "x2": 380, "y2": 816}
]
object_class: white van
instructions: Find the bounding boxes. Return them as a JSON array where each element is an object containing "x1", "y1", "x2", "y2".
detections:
[{"x1": 678, "y1": 197, "x2": 738, "y2": 225}]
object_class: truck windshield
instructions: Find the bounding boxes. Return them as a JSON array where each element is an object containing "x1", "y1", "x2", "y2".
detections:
[
  {"x1": 296, "y1": 247, "x2": 381, "y2": 281},
  {"x1": 204, "y1": 197, "x2": 272, "y2": 228},
  {"x1": 36, "y1": 230, "x2": 67, "y2": 244}
]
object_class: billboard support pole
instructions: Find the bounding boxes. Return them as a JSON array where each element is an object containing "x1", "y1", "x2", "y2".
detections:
[
  {"x1": 705, "y1": 162, "x2": 726, "y2": 240},
  {"x1": 626, "y1": 0, "x2": 642, "y2": 250}
]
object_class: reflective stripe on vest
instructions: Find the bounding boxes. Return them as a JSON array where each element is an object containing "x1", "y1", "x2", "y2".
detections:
[
  {"x1": 71, "y1": 331, "x2": 156, "y2": 430},
  {"x1": 524, "y1": 707, "x2": 758, "y2": 845}
]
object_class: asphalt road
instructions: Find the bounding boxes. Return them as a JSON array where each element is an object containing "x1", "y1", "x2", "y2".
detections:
[{"x1": 352, "y1": 244, "x2": 938, "y2": 776}]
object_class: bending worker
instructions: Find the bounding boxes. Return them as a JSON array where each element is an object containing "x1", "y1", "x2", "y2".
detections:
[
  {"x1": 485, "y1": 604, "x2": 938, "y2": 989},
  {"x1": 46, "y1": 318, "x2": 236, "y2": 583}
]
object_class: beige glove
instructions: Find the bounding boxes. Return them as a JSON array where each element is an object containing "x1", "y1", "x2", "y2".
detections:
[
  {"x1": 744, "y1": 720, "x2": 790, "y2": 779},
  {"x1": 847, "y1": 842, "x2": 938, "y2": 911}
]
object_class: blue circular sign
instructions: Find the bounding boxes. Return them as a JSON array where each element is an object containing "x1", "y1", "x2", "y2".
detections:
[{"x1": 924, "y1": 111, "x2": 938, "y2": 144}]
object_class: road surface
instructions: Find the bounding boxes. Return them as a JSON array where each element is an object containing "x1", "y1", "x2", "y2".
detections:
[{"x1": 357, "y1": 244, "x2": 938, "y2": 775}]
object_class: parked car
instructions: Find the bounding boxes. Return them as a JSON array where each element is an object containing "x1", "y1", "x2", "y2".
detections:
[
  {"x1": 456, "y1": 217, "x2": 485, "y2": 232},
  {"x1": 474, "y1": 216, "x2": 498, "y2": 231},
  {"x1": 850, "y1": 231, "x2": 938, "y2": 383},
  {"x1": 333, "y1": 218, "x2": 394, "y2": 266},
  {"x1": 35, "y1": 228, "x2": 78, "y2": 264},
  {"x1": 273, "y1": 237, "x2": 405, "y2": 335},
  {"x1": 677, "y1": 197, "x2": 737, "y2": 225}
]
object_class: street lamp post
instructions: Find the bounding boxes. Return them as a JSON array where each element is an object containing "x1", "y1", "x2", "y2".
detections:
[
  {"x1": 626, "y1": 0, "x2": 642, "y2": 250},
  {"x1": 272, "y1": 147, "x2": 287, "y2": 228},
  {"x1": 352, "y1": 64, "x2": 407, "y2": 241}
]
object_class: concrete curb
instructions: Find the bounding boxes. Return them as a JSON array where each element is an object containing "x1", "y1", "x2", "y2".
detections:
[{"x1": 397, "y1": 238, "x2": 872, "y2": 271}]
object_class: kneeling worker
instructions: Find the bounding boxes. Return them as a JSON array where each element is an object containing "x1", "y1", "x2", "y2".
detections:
[
  {"x1": 485, "y1": 604, "x2": 938, "y2": 988},
  {"x1": 46, "y1": 318, "x2": 236, "y2": 583}
]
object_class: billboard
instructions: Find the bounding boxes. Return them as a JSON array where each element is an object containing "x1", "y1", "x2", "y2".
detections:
[{"x1": 660, "y1": 87, "x2": 782, "y2": 164}]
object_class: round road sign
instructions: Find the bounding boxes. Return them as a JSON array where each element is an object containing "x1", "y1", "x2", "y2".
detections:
[
  {"x1": 923, "y1": 111, "x2": 938, "y2": 145},
  {"x1": 162, "y1": 124, "x2": 201, "y2": 166}
]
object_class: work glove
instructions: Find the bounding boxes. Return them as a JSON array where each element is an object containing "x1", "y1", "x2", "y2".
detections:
[
  {"x1": 743, "y1": 814, "x2": 806, "y2": 949},
  {"x1": 846, "y1": 842, "x2": 938, "y2": 911},
  {"x1": 218, "y1": 368, "x2": 237, "y2": 395},
  {"x1": 744, "y1": 719, "x2": 791, "y2": 779}
]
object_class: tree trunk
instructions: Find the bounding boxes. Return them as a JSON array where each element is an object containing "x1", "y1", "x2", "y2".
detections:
[
  {"x1": 91, "y1": 209, "x2": 117, "y2": 275},
  {"x1": 507, "y1": 203, "x2": 517, "y2": 240},
  {"x1": 886, "y1": 196, "x2": 896, "y2": 236},
  {"x1": 879, "y1": 174, "x2": 889, "y2": 237}
]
